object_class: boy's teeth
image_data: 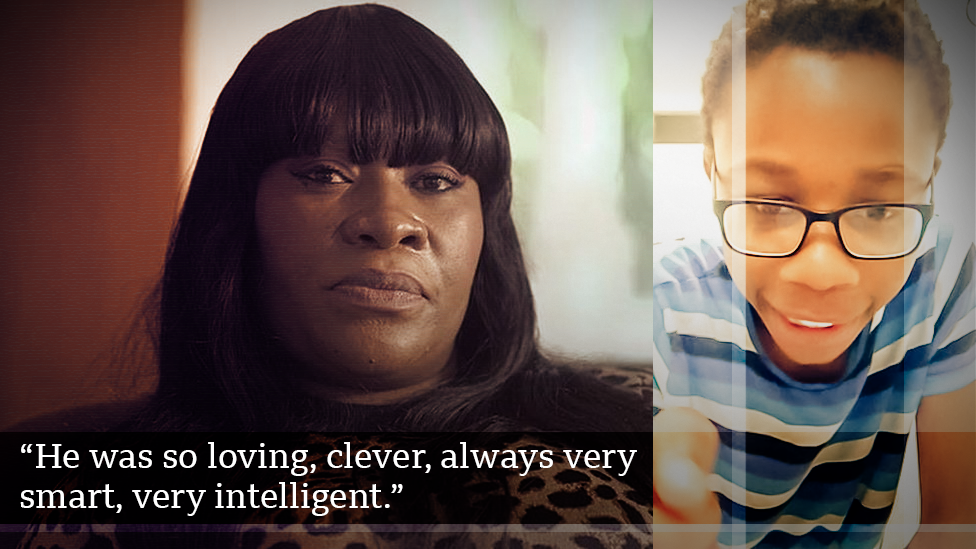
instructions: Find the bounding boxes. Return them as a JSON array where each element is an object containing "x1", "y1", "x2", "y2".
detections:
[{"x1": 789, "y1": 318, "x2": 833, "y2": 328}]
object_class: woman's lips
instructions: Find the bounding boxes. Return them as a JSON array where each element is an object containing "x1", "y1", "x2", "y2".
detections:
[{"x1": 329, "y1": 270, "x2": 427, "y2": 311}]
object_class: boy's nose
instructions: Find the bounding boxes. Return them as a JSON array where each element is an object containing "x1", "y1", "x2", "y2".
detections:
[{"x1": 778, "y1": 222, "x2": 859, "y2": 290}]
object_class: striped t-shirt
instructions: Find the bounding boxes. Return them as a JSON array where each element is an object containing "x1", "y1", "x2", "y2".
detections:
[{"x1": 652, "y1": 220, "x2": 975, "y2": 548}]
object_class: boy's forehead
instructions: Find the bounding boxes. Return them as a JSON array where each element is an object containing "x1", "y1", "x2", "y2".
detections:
[{"x1": 711, "y1": 49, "x2": 939, "y2": 200}]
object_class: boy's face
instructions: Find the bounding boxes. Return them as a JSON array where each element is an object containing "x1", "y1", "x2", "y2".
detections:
[{"x1": 710, "y1": 47, "x2": 939, "y2": 382}]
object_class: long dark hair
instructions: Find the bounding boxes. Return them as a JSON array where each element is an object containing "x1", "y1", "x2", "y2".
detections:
[{"x1": 128, "y1": 4, "x2": 650, "y2": 432}]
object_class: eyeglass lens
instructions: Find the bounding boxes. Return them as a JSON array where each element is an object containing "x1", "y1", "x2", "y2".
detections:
[{"x1": 722, "y1": 204, "x2": 924, "y2": 258}]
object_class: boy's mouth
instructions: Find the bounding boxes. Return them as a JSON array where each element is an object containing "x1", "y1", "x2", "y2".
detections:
[{"x1": 787, "y1": 318, "x2": 834, "y2": 329}]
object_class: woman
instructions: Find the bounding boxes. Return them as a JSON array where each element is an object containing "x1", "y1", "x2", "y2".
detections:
[
  {"x1": 107, "y1": 3, "x2": 654, "y2": 434},
  {"x1": 19, "y1": 4, "x2": 653, "y2": 548}
]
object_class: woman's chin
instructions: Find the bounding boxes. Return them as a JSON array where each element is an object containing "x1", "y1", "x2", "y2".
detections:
[{"x1": 292, "y1": 350, "x2": 454, "y2": 404}]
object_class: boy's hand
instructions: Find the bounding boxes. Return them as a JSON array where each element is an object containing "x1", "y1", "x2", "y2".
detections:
[{"x1": 654, "y1": 406, "x2": 721, "y2": 549}]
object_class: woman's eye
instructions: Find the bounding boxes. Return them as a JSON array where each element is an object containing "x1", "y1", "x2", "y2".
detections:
[
  {"x1": 413, "y1": 174, "x2": 461, "y2": 193},
  {"x1": 291, "y1": 166, "x2": 350, "y2": 186}
]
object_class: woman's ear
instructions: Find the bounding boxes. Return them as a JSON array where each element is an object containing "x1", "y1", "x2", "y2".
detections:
[{"x1": 932, "y1": 156, "x2": 942, "y2": 178}]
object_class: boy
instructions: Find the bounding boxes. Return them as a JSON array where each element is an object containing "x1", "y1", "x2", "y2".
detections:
[{"x1": 652, "y1": 1, "x2": 975, "y2": 548}]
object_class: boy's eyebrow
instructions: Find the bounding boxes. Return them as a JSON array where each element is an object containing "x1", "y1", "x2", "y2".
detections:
[
  {"x1": 855, "y1": 167, "x2": 932, "y2": 204},
  {"x1": 856, "y1": 166, "x2": 906, "y2": 184},
  {"x1": 743, "y1": 161, "x2": 918, "y2": 183},
  {"x1": 743, "y1": 159, "x2": 799, "y2": 178}
]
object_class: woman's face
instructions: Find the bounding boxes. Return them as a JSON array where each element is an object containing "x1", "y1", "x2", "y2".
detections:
[
  {"x1": 710, "y1": 47, "x2": 939, "y2": 382},
  {"x1": 255, "y1": 135, "x2": 484, "y2": 402}
]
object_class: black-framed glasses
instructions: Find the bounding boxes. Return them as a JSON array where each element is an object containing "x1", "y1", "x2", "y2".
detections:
[{"x1": 713, "y1": 200, "x2": 935, "y2": 259}]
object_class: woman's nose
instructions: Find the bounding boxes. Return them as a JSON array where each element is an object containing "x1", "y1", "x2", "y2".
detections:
[
  {"x1": 779, "y1": 222, "x2": 859, "y2": 290},
  {"x1": 337, "y1": 174, "x2": 429, "y2": 250}
]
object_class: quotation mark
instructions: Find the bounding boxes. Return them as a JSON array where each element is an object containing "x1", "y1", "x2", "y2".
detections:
[
  {"x1": 22, "y1": 444, "x2": 33, "y2": 453},
  {"x1": 383, "y1": 484, "x2": 404, "y2": 508}
]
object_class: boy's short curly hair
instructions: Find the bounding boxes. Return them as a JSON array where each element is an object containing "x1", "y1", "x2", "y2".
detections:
[{"x1": 701, "y1": 0, "x2": 952, "y2": 165}]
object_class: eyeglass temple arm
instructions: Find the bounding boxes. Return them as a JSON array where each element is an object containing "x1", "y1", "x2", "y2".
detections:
[{"x1": 710, "y1": 161, "x2": 717, "y2": 199}]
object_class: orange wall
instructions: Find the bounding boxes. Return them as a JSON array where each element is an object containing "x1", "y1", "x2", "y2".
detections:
[{"x1": 0, "y1": 0, "x2": 183, "y2": 428}]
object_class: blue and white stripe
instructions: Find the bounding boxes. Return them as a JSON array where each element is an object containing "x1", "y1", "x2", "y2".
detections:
[{"x1": 653, "y1": 220, "x2": 975, "y2": 548}]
